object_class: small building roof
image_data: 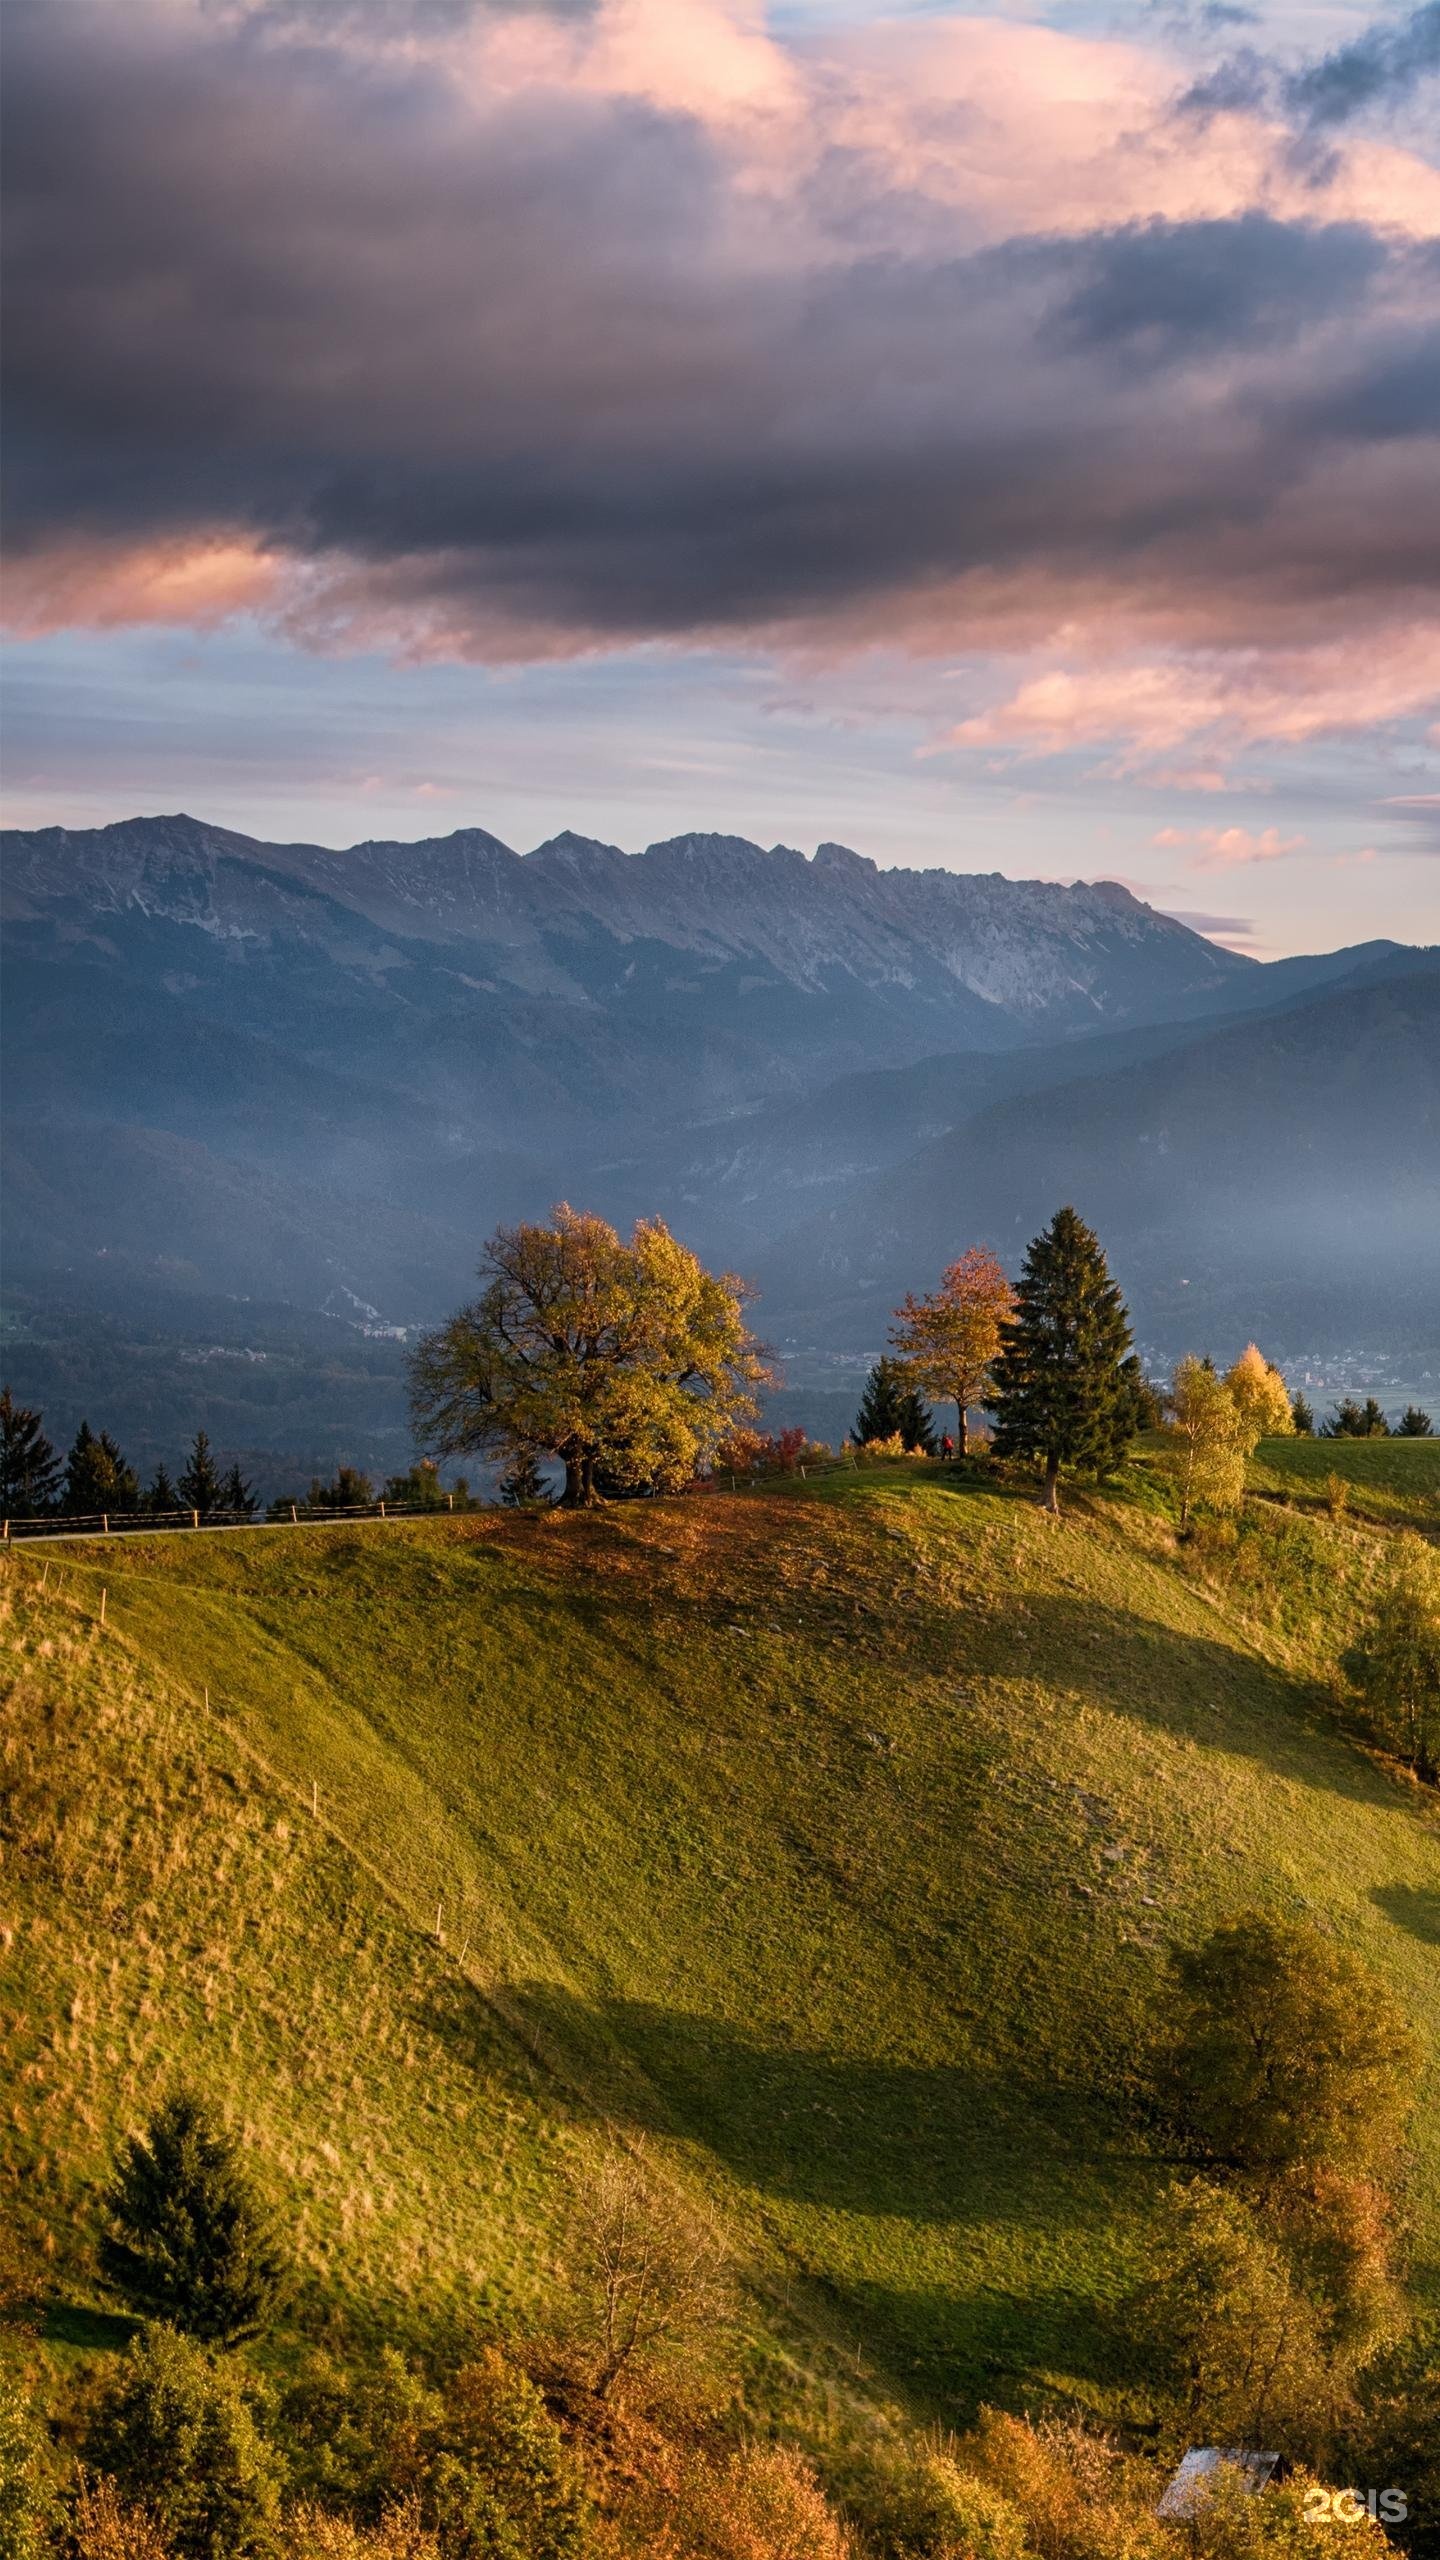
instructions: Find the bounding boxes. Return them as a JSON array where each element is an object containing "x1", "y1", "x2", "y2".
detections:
[{"x1": 1157, "y1": 2448, "x2": 1281, "y2": 2520}]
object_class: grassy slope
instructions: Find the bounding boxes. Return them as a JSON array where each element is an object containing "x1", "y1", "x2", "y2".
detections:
[
  {"x1": 4, "y1": 1453, "x2": 1439, "y2": 2429},
  {"x1": 1247, "y1": 1433, "x2": 1440, "y2": 1530}
]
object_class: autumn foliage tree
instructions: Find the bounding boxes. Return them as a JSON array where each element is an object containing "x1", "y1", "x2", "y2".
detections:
[
  {"x1": 1224, "y1": 1344, "x2": 1294, "y2": 1441},
  {"x1": 1167, "y1": 1355, "x2": 1257, "y2": 1529},
  {"x1": 890, "y1": 1245, "x2": 1013, "y2": 1457},
  {"x1": 408, "y1": 1206, "x2": 770, "y2": 1506}
]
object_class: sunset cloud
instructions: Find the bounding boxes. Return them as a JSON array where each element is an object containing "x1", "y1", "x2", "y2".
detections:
[{"x1": 3, "y1": 0, "x2": 1438, "y2": 781}]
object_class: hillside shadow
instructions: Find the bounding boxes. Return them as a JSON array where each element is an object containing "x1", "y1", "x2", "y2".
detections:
[
  {"x1": 574, "y1": 1543, "x2": 1402, "y2": 1814},
  {"x1": 421, "y1": 1977, "x2": 1156, "y2": 2233},
  {"x1": 1371, "y1": 1882, "x2": 1440, "y2": 1944}
]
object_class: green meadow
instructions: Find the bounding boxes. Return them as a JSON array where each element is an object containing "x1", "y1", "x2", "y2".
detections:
[{"x1": 4, "y1": 1447, "x2": 1438, "y2": 2432}]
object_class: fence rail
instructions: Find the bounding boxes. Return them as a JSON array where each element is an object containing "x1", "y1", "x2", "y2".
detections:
[{"x1": 1, "y1": 1448, "x2": 928, "y2": 1542}]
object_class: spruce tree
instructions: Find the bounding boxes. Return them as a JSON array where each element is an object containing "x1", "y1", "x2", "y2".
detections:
[
  {"x1": 99, "y1": 2090, "x2": 287, "y2": 2345},
  {"x1": 177, "y1": 1432, "x2": 225, "y2": 1519},
  {"x1": 1291, "y1": 1393, "x2": 1315, "y2": 1436},
  {"x1": 63, "y1": 1421, "x2": 140, "y2": 1515},
  {"x1": 147, "y1": 1464, "x2": 180, "y2": 1515},
  {"x1": 499, "y1": 1450, "x2": 548, "y2": 1505},
  {"x1": 1397, "y1": 1406, "x2": 1433, "y2": 1438},
  {"x1": 221, "y1": 1463, "x2": 258, "y2": 1518},
  {"x1": 896, "y1": 1384, "x2": 937, "y2": 1455},
  {"x1": 0, "y1": 1385, "x2": 61, "y2": 1517},
  {"x1": 989, "y1": 1206, "x2": 1137, "y2": 1513},
  {"x1": 853, "y1": 1358, "x2": 906, "y2": 1445}
]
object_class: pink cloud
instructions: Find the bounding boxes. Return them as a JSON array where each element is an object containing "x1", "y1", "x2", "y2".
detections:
[{"x1": 1153, "y1": 823, "x2": 1307, "y2": 867}]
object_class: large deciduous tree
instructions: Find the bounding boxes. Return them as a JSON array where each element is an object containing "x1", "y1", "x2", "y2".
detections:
[
  {"x1": 988, "y1": 1208, "x2": 1138, "y2": 1513},
  {"x1": 890, "y1": 1245, "x2": 1013, "y2": 1458},
  {"x1": 408, "y1": 1206, "x2": 770, "y2": 1507}
]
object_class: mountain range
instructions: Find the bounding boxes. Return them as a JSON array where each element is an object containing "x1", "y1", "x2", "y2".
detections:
[{"x1": 2, "y1": 811, "x2": 1436, "y2": 1477}]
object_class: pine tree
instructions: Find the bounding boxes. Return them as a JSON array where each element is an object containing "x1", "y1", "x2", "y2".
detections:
[
  {"x1": 221, "y1": 1463, "x2": 258, "y2": 1519},
  {"x1": 853, "y1": 1358, "x2": 936, "y2": 1453},
  {"x1": 0, "y1": 1385, "x2": 61, "y2": 1517},
  {"x1": 1359, "y1": 1398, "x2": 1391, "y2": 1438},
  {"x1": 853, "y1": 1358, "x2": 906, "y2": 1446},
  {"x1": 99, "y1": 2090, "x2": 288, "y2": 2345},
  {"x1": 1397, "y1": 1406, "x2": 1434, "y2": 1438},
  {"x1": 1291, "y1": 1393, "x2": 1315, "y2": 1436},
  {"x1": 146, "y1": 1464, "x2": 180, "y2": 1515},
  {"x1": 989, "y1": 1206, "x2": 1137, "y2": 1514},
  {"x1": 1322, "y1": 1399, "x2": 1367, "y2": 1438},
  {"x1": 177, "y1": 1432, "x2": 225, "y2": 1519},
  {"x1": 499, "y1": 1450, "x2": 549, "y2": 1505},
  {"x1": 63, "y1": 1422, "x2": 140, "y2": 1515}
]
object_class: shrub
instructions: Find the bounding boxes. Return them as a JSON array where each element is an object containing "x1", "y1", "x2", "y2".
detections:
[
  {"x1": 1128, "y1": 2181, "x2": 1342, "y2": 2456},
  {"x1": 64, "y1": 2479, "x2": 174, "y2": 2560},
  {"x1": 428, "y1": 2352, "x2": 592, "y2": 2559},
  {"x1": 275, "y1": 2507, "x2": 440, "y2": 2558},
  {"x1": 83, "y1": 2326, "x2": 281, "y2": 2560},
  {"x1": 958, "y1": 2412, "x2": 1166, "y2": 2560},
  {"x1": 0, "y1": 2371, "x2": 48, "y2": 2560},
  {"x1": 1324, "y1": 1474, "x2": 1350, "y2": 1521},
  {"x1": 1163, "y1": 1915, "x2": 1418, "y2": 2182},
  {"x1": 1343, "y1": 1529, "x2": 1440, "y2": 1780},
  {"x1": 673, "y1": 2442, "x2": 855, "y2": 2558},
  {"x1": 99, "y1": 2092, "x2": 287, "y2": 2345}
]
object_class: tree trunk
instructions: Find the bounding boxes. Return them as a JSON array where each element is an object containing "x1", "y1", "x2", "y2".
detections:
[
  {"x1": 956, "y1": 1402, "x2": 969, "y2": 1459},
  {"x1": 1043, "y1": 1452, "x2": 1060, "y2": 1515}
]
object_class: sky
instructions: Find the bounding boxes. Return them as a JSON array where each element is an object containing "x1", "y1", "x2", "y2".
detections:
[{"x1": 3, "y1": 0, "x2": 1438, "y2": 957}]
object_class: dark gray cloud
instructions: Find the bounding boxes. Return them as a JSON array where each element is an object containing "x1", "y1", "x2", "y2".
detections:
[
  {"x1": 1182, "y1": 1, "x2": 1440, "y2": 131},
  {"x1": 3, "y1": 0, "x2": 1438, "y2": 656}
]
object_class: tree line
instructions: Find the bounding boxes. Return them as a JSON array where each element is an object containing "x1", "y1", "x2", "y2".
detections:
[{"x1": 1, "y1": 1199, "x2": 1430, "y2": 1529}]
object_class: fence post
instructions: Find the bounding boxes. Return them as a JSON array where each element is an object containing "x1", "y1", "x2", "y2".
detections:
[
  {"x1": 102, "y1": 1513, "x2": 109, "y2": 1535},
  {"x1": 291, "y1": 1503, "x2": 298, "y2": 1524},
  {"x1": 2, "y1": 1518, "x2": 9, "y2": 1541},
  {"x1": 447, "y1": 1492, "x2": 454, "y2": 1512},
  {"x1": 379, "y1": 1499, "x2": 385, "y2": 1518},
  {"x1": 99, "y1": 1588, "x2": 107, "y2": 1626},
  {"x1": 192, "y1": 1510, "x2": 200, "y2": 1530},
  {"x1": 311, "y1": 1777, "x2": 319, "y2": 1819}
]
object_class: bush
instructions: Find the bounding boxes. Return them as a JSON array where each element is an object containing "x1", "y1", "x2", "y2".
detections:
[
  {"x1": 64, "y1": 2479, "x2": 174, "y2": 2560},
  {"x1": 0, "y1": 2370, "x2": 48, "y2": 2560},
  {"x1": 427, "y1": 2352, "x2": 592, "y2": 2559},
  {"x1": 1163, "y1": 1915, "x2": 1418, "y2": 2182},
  {"x1": 957, "y1": 2412, "x2": 1166, "y2": 2560},
  {"x1": 83, "y1": 2326, "x2": 281, "y2": 2560},
  {"x1": 672, "y1": 2442, "x2": 854, "y2": 2558},
  {"x1": 99, "y1": 2092, "x2": 287, "y2": 2346},
  {"x1": 276, "y1": 2507, "x2": 440, "y2": 2558},
  {"x1": 1128, "y1": 2181, "x2": 1341, "y2": 2455}
]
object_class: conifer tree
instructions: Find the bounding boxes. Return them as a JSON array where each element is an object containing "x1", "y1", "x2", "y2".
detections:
[
  {"x1": 1397, "y1": 1406, "x2": 1433, "y2": 1438},
  {"x1": 146, "y1": 1464, "x2": 180, "y2": 1515},
  {"x1": 221, "y1": 1463, "x2": 258, "y2": 1518},
  {"x1": 853, "y1": 1357, "x2": 934, "y2": 1450},
  {"x1": 63, "y1": 1421, "x2": 140, "y2": 1515},
  {"x1": 853, "y1": 1359, "x2": 905, "y2": 1445},
  {"x1": 0, "y1": 1385, "x2": 61, "y2": 1517},
  {"x1": 177, "y1": 1432, "x2": 225, "y2": 1518},
  {"x1": 989, "y1": 1207, "x2": 1137, "y2": 1513},
  {"x1": 99, "y1": 2090, "x2": 287, "y2": 2344},
  {"x1": 1291, "y1": 1392, "x2": 1315, "y2": 1436},
  {"x1": 499, "y1": 1450, "x2": 549, "y2": 1505}
]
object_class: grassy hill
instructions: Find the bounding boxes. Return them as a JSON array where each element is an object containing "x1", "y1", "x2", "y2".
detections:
[{"x1": 4, "y1": 1450, "x2": 1439, "y2": 2440}]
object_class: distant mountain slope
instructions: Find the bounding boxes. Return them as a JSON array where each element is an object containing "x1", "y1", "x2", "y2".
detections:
[
  {"x1": 758, "y1": 963, "x2": 1440, "y2": 1347},
  {"x1": 2, "y1": 813, "x2": 1252, "y2": 1091}
]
